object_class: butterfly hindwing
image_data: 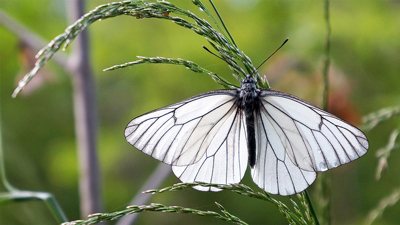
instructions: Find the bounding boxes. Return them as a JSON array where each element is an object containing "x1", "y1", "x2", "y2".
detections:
[
  {"x1": 252, "y1": 102, "x2": 317, "y2": 195},
  {"x1": 172, "y1": 107, "x2": 248, "y2": 191}
]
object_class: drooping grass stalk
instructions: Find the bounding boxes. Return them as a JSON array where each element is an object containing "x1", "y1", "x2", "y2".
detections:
[
  {"x1": 145, "y1": 182, "x2": 317, "y2": 225},
  {"x1": 61, "y1": 202, "x2": 248, "y2": 225},
  {"x1": 62, "y1": 182, "x2": 318, "y2": 225},
  {"x1": 12, "y1": 0, "x2": 264, "y2": 98},
  {"x1": 104, "y1": 56, "x2": 236, "y2": 89}
]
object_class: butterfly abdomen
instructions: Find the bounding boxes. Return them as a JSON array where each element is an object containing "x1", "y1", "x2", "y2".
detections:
[
  {"x1": 245, "y1": 110, "x2": 257, "y2": 168},
  {"x1": 238, "y1": 76, "x2": 260, "y2": 168}
]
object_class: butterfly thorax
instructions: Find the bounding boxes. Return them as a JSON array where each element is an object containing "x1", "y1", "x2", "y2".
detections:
[
  {"x1": 237, "y1": 75, "x2": 260, "y2": 168},
  {"x1": 238, "y1": 76, "x2": 260, "y2": 112}
]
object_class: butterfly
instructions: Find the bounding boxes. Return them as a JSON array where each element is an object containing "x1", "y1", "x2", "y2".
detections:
[{"x1": 124, "y1": 74, "x2": 369, "y2": 196}]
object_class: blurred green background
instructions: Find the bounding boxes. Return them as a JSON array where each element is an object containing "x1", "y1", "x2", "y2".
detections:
[{"x1": 0, "y1": 0, "x2": 399, "y2": 224}]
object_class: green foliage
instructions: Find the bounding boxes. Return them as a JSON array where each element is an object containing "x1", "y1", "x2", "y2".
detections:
[{"x1": 1, "y1": 0, "x2": 400, "y2": 224}]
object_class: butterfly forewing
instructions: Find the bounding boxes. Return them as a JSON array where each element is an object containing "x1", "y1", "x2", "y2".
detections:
[{"x1": 125, "y1": 90, "x2": 243, "y2": 167}]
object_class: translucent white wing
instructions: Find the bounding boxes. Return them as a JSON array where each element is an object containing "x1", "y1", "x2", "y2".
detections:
[
  {"x1": 252, "y1": 107, "x2": 317, "y2": 196},
  {"x1": 125, "y1": 90, "x2": 243, "y2": 167},
  {"x1": 172, "y1": 108, "x2": 248, "y2": 191},
  {"x1": 251, "y1": 90, "x2": 368, "y2": 195}
]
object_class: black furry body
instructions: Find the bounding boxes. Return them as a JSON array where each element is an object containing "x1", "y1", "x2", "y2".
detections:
[{"x1": 236, "y1": 76, "x2": 260, "y2": 168}]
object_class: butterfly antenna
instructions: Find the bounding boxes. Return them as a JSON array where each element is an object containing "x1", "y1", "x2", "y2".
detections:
[
  {"x1": 256, "y1": 38, "x2": 289, "y2": 70},
  {"x1": 203, "y1": 46, "x2": 226, "y2": 62}
]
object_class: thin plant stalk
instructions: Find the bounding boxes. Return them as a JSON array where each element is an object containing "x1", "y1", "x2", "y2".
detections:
[
  {"x1": 0, "y1": 86, "x2": 67, "y2": 223},
  {"x1": 318, "y1": 0, "x2": 332, "y2": 224},
  {"x1": 66, "y1": 0, "x2": 103, "y2": 217},
  {"x1": 322, "y1": 0, "x2": 331, "y2": 111},
  {"x1": 304, "y1": 190, "x2": 320, "y2": 225}
]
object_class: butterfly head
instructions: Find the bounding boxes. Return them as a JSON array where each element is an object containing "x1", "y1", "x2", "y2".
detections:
[
  {"x1": 241, "y1": 75, "x2": 257, "y2": 91},
  {"x1": 243, "y1": 75, "x2": 256, "y2": 83}
]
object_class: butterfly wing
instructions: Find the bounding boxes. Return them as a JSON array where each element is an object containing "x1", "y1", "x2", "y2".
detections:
[
  {"x1": 126, "y1": 90, "x2": 249, "y2": 191},
  {"x1": 251, "y1": 90, "x2": 368, "y2": 195},
  {"x1": 125, "y1": 90, "x2": 248, "y2": 168},
  {"x1": 172, "y1": 107, "x2": 248, "y2": 191}
]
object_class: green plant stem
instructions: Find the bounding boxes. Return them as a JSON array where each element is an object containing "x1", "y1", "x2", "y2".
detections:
[
  {"x1": 0, "y1": 92, "x2": 16, "y2": 193},
  {"x1": 0, "y1": 191, "x2": 68, "y2": 223},
  {"x1": 304, "y1": 190, "x2": 320, "y2": 225},
  {"x1": 322, "y1": 0, "x2": 331, "y2": 111},
  {"x1": 319, "y1": 1, "x2": 332, "y2": 224},
  {"x1": 191, "y1": 0, "x2": 230, "y2": 46},
  {"x1": 208, "y1": 0, "x2": 237, "y2": 48}
]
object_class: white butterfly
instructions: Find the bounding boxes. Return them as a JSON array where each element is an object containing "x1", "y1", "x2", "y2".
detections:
[{"x1": 125, "y1": 75, "x2": 368, "y2": 196}]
